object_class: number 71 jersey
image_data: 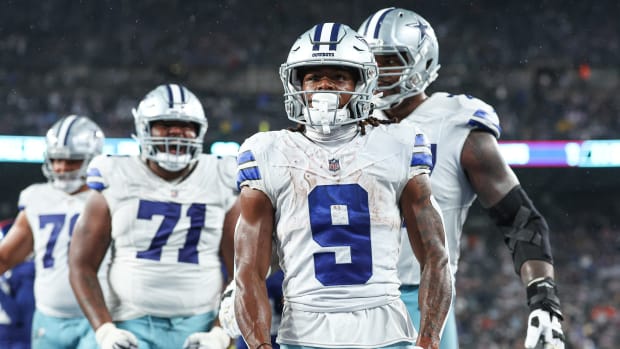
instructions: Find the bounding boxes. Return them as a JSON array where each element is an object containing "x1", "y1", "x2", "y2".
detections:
[
  {"x1": 86, "y1": 154, "x2": 238, "y2": 320},
  {"x1": 237, "y1": 125, "x2": 432, "y2": 313}
]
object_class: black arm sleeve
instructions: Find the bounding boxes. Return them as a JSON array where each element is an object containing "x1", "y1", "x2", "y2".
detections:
[{"x1": 488, "y1": 185, "x2": 554, "y2": 275}]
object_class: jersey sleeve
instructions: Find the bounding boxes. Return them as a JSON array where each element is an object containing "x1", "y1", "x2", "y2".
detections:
[
  {"x1": 454, "y1": 94, "x2": 502, "y2": 139},
  {"x1": 216, "y1": 155, "x2": 240, "y2": 212},
  {"x1": 236, "y1": 132, "x2": 277, "y2": 204},
  {"x1": 410, "y1": 131, "x2": 433, "y2": 178},
  {"x1": 17, "y1": 184, "x2": 40, "y2": 211},
  {"x1": 86, "y1": 154, "x2": 111, "y2": 192}
]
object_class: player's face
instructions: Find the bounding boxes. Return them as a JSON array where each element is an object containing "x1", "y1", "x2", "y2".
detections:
[
  {"x1": 301, "y1": 66, "x2": 357, "y2": 108},
  {"x1": 150, "y1": 120, "x2": 198, "y2": 154},
  {"x1": 51, "y1": 159, "x2": 84, "y2": 174},
  {"x1": 373, "y1": 53, "x2": 403, "y2": 97}
]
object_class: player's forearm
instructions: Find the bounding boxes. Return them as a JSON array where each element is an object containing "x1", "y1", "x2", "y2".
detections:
[
  {"x1": 520, "y1": 260, "x2": 555, "y2": 284},
  {"x1": 417, "y1": 235, "x2": 452, "y2": 349},
  {"x1": 235, "y1": 277, "x2": 272, "y2": 348},
  {"x1": 69, "y1": 267, "x2": 112, "y2": 329}
]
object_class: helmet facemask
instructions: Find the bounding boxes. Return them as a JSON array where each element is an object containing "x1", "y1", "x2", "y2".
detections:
[
  {"x1": 358, "y1": 7, "x2": 441, "y2": 109},
  {"x1": 42, "y1": 115, "x2": 105, "y2": 194},
  {"x1": 280, "y1": 23, "x2": 378, "y2": 134},
  {"x1": 132, "y1": 84, "x2": 207, "y2": 172}
]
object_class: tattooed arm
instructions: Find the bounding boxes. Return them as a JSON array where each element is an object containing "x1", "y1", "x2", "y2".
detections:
[{"x1": 400, "y1": 173, "x2": 452, "y2": 349}]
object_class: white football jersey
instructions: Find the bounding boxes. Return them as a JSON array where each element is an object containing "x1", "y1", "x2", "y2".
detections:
[
  {"x1": 237, "y1": 124, "x2": 432, "y2": 347},
  {"x1": 86, "y1": 154, "x2": 238, "y2": 320},
  {"x1": 385, "y1": 92, "x2": 501, "y2": 285},
  {"x1": 18, "y1": 183, "x2": 110, "y2": 318}
]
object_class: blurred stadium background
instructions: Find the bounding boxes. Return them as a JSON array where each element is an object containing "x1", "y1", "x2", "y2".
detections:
[{"x1": 1, "y1": 0, "x2": 618, "y2": 347}]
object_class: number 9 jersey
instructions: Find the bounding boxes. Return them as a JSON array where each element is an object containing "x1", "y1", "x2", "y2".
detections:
[
  {"x1": 86, "y1": 153, "x2": 238, "y2": 320},
  {"x1": 236, "y1": 123, "x2": 433, "y2": 347}
]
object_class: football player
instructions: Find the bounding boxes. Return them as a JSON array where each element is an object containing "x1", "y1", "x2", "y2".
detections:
[
  {"x1": 359, "y1": 8, "x2": 565, "y2": 349},
  {"x1": 0, "y1": 115, "x2": 107, "y2": 349},
  {"x1": 234, "y1": 23, "x2": 452, "y2": 349},
  {"x1": 68, "y1": 84, "x2": 239, "y2": 349}
]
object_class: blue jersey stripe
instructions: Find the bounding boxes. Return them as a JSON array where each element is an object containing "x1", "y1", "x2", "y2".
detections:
[
  {"x1": 87, "y1": 167, "x2": 102, "y2": 178},
  {"x1": 411, "y1": 152, "x2": 433, "y2": 168},
  {"x1": 414, "y1": 133, "x2": 429, "y2": 147},
  {"x1": 87, "y1": 182, "x2": 105, "y2": 191},
  {"x1": 237, "y1": 150, "x2": 256, "y2": 165}
]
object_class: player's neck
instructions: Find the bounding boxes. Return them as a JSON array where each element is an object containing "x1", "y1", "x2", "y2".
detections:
[
  {"x1": 147, "y1": 160, "x2": 195, "y2": 182},
  {"x1": 303, "y1": 123, "x2": 359, "y2": 149},
  {"x1": 385, "y1": 93, "x2": 428, "y2": 122}
]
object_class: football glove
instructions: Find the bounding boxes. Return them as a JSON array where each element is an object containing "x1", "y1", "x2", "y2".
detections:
[
  {"x1": 183, "y1": 326, "x2": 230, "y2": 349},
  {"x1": 95, "y1": 322, "x2": 139, "y2": 349},
  {"x1": 218, "y1": 281, "x2": 242, "y2": 338},
  {"x1": 524, "y1": 277, "x2": 565, "y2": 349}
]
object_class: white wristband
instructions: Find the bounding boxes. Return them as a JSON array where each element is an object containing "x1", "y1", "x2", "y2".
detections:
[
  {"x1": 210, "y1": 326, "x2": 231, "y2": 348},
  {"x1": 95, "y1": 322, "x2": 116, "y2": 345}
]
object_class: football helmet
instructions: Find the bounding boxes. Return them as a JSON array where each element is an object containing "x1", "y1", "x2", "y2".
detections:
[
  {"x1": 358, "y1": 8, "x2": 440, "y2": 109},
  {"x1": 280, "y1": 23, "x2": 378, "y2": 133},
  {"x1": 132, "y1": 84, "x2": 207, "y2": 172},
  {"x1": 42, "y1": 115, "x2": 105, "y2": 193}
]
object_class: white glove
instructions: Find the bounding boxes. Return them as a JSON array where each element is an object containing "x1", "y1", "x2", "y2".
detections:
[
  {"x1": 218, "y1": 282, "x2": 241, "y2": 338},
  {"x1": 524, "y1": 309, "x2": 565, "y2": 349},
  {"x1": 183, "y1": 326, "x2": 230, "y2": 349},
  {"x1": 95, "y1": 322, "x2": 139, "y2": 349}
]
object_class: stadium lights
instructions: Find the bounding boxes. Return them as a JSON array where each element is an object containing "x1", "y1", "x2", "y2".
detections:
[{"x1": 0, "y1": 135, "x2": 619, "y2": 168}]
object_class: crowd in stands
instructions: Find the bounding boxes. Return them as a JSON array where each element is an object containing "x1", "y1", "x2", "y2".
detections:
[
  {"x1": 1, "y1": 0, "x2": 619, "y2": 141},
  {"x1": 1, "y1": 1, "x2": 618, "y2": 347}
]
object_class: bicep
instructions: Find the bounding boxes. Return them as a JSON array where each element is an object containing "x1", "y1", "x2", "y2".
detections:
[
  {"x1": 461, "y1": 131, "x2": 519, "y2": 207},
  {"x1": 234, "y1": 187, "x2": 274, "y2": 281},
  {"x1": 220, "y1": 197, "x2": 241, "y2": 282},
  {"x1": 400, "y1": 174, "x2": 445, "y2": 268},
  {"x1": 69, "y1": 191, "x2": 111, "y2": 270},
  {"x1": 0, "y1": 211, "x2": 33, "y2": 271}
]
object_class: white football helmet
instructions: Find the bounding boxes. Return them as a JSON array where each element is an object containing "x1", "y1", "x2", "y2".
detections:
[
  {"x1": 280, "y1": 23, "x2": 378, "y2": 133},
  {"x1": 358, "y1": 8, "x2": 440, "y2": 109},
  {"x1": 42, "y1": 115, "x2": 105, "y2": 193},
  {"x1": 132, "y1": 84, "x2": 207, "y2": 172}
]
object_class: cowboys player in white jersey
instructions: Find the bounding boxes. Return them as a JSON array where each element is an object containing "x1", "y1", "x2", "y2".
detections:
[
  {"x1": 234, "y1": 23, "x2": 452, "y2": 349},
  {"x1": 68, "y1": 84, "x2": 239, "y2": 349},
  {"x1": 359, "y1": 8, "x2": 565, "y2": 349},
  {"x1": 0, "y1": 115, "x2": 108, "y2": 349}
]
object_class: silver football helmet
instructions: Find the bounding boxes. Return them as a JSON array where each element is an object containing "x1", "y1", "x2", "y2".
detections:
[
  {"x1": 280, "y1": 23, "x2": 378, "y2": 133},
  {"x1": 42, "y1": 115, "x2": 105, "y2": 193},
  {"x1": 358, "y1": 8, "x2": 440, "y2": 109},
  {"x1": 132, "y1": 84, "x2": 207, "y2": 172}
]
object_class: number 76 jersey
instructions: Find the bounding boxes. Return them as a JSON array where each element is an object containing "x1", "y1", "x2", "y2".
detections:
[
  {"x1": 237, "y1": 124, "x2": 432, "y2": 313},
  {"x1": 86, "y1": 154, "x2": 238, "y2": 320}
]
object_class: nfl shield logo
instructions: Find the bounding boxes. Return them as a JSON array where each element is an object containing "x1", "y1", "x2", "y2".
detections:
[{"x1": 328, "y1": 158, "x2": 340, "y2": 172}]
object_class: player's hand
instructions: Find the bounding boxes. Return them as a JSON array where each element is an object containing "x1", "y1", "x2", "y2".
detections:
[
  {"x1": 183, "y1": 326, "x2": 230, "y2": 349},
  {"x1": 218, "y1": 281, "x2": 242, "y2": 337},
  {"x1": 524, "y1": 309, "x2": 565, "y2": 349},
  {"x1": 95, "y1": 322, "x2": 138, "y2": 349}
]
